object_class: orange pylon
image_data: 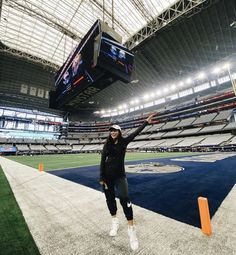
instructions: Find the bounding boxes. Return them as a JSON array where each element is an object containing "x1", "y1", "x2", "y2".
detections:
[
  {"x1": 38, "y1": 163, "x2": 44, "y2": 172},
  {"x1": 198, "y1": 197, "x2": 212, "y2": 236}
]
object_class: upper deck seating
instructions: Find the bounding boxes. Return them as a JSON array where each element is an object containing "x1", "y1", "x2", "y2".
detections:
[
  {"x1": 161, "y1": 120, "x2": 180, "y2": 130},
  {"x1": 147, "y1": 123, "x2": 165, "y2": 132},
  {"x1": 223, "y1": 122, "x2": 236, "y2": 131},
  {"x1": 198, "y1": 124, "x2": 226, "y2": 133},
  {"x1": 162, "y1": 130, "x2": 182, "y2": 137},
  {"x1": 174, "y1": 136, "x2": 206, "y2": 147},
  {"x1": 213, "y1": 109, "x2": 232, "y2": 121},
  {"x1": 179, "y1": 127, "x2": 202, "y2": 135},
  {"x1": 193, "y1": 133, "x2": 232, "y2": 146},
  {"x1": 175, "y1": 117, "x2": 196, "y2": 128},
  {"x1": 192, "y1": 113, "x2": 217, "y2": 125}
]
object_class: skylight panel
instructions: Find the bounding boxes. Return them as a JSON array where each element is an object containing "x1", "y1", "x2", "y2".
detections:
[{"x1": 1, "y1": 0, "x2": 178, "y2": 66}]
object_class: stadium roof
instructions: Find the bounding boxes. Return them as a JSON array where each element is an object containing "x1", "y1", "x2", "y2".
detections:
[
  {"x1": 0, "y1": 0, "x2": 236, "y2": 117},
  {"x1": 1, "y1": 0, "x2": 180, "y2": 67}
]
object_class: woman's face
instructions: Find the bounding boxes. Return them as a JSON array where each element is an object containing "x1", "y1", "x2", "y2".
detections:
[{"x1": 110, "y1": 129, "x2": 119, "y2": 140}]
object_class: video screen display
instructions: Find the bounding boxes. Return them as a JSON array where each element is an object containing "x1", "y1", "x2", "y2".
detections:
[
  {"x1": 50, "y1": 20, "x2": 135, "y2": 110},
  {"x1": 54, "y1": 20, "x2": 104, "y2": 107},
  {"x1": 97, "y1": 33, "x2": 134, "y2": 83}
]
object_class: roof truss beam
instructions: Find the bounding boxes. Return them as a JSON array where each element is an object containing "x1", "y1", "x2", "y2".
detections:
[
  {"x1": 5, "y1": 0, "x2": 81, "y2": 40},
  {"x1": 125, "y1": 0, "x2": 208, "y2": 49},
  {"x1": 90, "y1": 0, "x2": 130, "y2": 34},
  {"x1": 0, "y1": 46, "x2": 59, "y2": 70}
]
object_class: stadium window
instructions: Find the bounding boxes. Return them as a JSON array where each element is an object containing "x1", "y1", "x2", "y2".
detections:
[
  {"x1": 45, "y1": 91, "x2": 49, "y2": 99},
  {"x1": 16, "y1": 123, "x2": 25, "y2": 130},
  {"x1": 144, "y1": 102, "x2": 154, "y2": 108},
  {"x1": 232, "y1": 73, "x2": 236, "y2": 79},
  {"x1": 210, "y1": 80, "x2": 216, "y2": 87},
  {"x1": 36, "y1": 115, "x2": 46, "y2": 121},
  {"x1": 20, "y1": 84, "x2": 28, "y2": 94},
  {"x1": 28, "y1": 123, "x2": 35, "y2": 131},
  {"x1": 16, "y1": 112, "x2": 27, "y2": 118},
  {"x1": 0, "y1": 109, "x2": 3, "y2": 116},
  {"x1": 134, "y1": 106, "x2": 140, "y2": 111},
  {"x1": 47, "y1": 116, "x2": 55, "y2": 122},
  {"x1": 26, "y1": 113, "x2": 35, "y2": 119},
  {"x1": 154, "y1": 98, "x2": 165, "y2": 105},
  {"x1": 5, "y1": 121, "x2": 15, "y2": 129},
  {"x1": 179, "y1": 88, "x2": 193, "y2": 97},
  {"x1": 166, "y1": 94, "x2": 178, "y2": 101},
  {"x1": 38, "y1": 125, "x2": 45, "y2": 131},
  {"x1": 55, "y1": 117, "x2": 63, "y2": 122},
  {"x1": 217, "y1": 75, "x2": 230, "y2": 84},
  {"x1": 3, "y1": 110, "x2": 15, "y2": 116},
  {"x1": 194, "y1": 82, "x2": 210, "y2": 93},
  {"x1": 48, "y1": 126, "x2": 54, "y2": 132}
]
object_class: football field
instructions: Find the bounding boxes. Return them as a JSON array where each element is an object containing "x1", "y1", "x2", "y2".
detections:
[{"x1": 8, "y1": 152, "x2": 201, "y2": 171}]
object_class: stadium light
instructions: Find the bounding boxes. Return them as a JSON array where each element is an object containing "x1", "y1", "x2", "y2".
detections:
[
  {"x1": 156, "y1": 90, "x2": 161, "y2": 96},
  {"x1": 178, "y1": 81, "x2": 184, "y2": 87},
  {"x1": 186, "y1": 78, "x2": 192, "y2": 84},
  {"x1": 143, "y1": 94, "x2": 150, "y2": 100},
  {"x1": 223, "y1": 62, "x2": 230, "y2": 70},
  {"x1": 196, "y1": 72, "x2": 206, "y2": 80},
  {"x1": 163, "y1": 87, "x2": 169, "y2": 93},
  {"x1": 130, "y1": 98, "x2": 140, "y2": 105},
  {"x1": 212, "y1": 67, "x2": 221, "y2": 74},
  {"x1": 170, "y1": 84, "x2": 176, "y2": 90},
  {"x1": 101, "y1": 110, "x2": 105, "y2": 114}
]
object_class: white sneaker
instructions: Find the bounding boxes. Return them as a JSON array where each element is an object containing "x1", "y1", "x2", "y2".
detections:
[
  {"x1": 128, "y1": 226, "x2": 139, "y2": 251},
  {"x1": 109, "y1": 217, "x2": 119, "y2": 236}
]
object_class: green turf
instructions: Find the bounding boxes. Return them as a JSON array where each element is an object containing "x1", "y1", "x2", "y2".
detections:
[
  {"x1": 0, "y1": 166, "x2": 40, "y2": 255},
  {"x1": 7, "y1": 152, "x2": 201, "y2": 171}
]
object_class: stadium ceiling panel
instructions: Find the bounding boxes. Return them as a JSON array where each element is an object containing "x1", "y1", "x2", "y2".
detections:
[{"x1": 0, "y1": 0, "x2": 179, "y2": 67}]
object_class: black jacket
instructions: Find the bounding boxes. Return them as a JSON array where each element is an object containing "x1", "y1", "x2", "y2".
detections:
[{"x1": 100, "y1": 121, "x2": 148, "y2": 181}]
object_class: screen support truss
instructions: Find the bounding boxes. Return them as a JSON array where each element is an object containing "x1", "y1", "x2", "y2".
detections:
[
  {"x1": 0, "y1": 45, "x2": 59, "y2": 70},
  {"x1": 125, "y1": 0, "x2": 209, "y2": 50}
]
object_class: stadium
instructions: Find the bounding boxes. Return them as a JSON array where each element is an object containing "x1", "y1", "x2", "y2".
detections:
[{"x1": 0, "y1": 0, "x2": 236, "y2": 254}]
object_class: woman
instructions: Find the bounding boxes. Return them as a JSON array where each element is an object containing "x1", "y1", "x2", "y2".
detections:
[{"x1": 99, "y1": 114, "x2": 153, "y2": 251}]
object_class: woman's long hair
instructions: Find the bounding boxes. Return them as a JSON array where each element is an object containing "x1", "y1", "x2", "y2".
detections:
[{"x1": 105, "y1": 130, "x2": 122, "y2": 148}]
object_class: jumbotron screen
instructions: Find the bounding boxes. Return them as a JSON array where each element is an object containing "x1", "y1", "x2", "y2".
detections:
[
  {"x1": 97, "y1": 33, "x2": 134, "y2": 83},
  {"x1": 53, "y1": 20, "x2": 104, "y2": 108},
  {"x1": 50, "y1": 20, "x2": 134, "y2": 110}
]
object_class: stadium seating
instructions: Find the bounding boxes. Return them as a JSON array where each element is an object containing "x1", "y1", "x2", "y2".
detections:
[
  {"x1": 175, "y1": 117, "x2": 196, "y2": 127},
  {"x1": 174, "y1": 136, "x2": 206, "y2": 148},
  {"x1": 1, "y1": 89, "x2": 236, "y2": 155},
  {"x1": 192, "y1": 113, "x2": 217, "y2": 125},
  {"x1": 192, "y1": 133, "x2": 232, "y2": 147}
]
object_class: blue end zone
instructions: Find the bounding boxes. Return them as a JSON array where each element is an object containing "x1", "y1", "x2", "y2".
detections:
[{"x1": 50, "y1": 155, "x2": 236, "y2": 228}]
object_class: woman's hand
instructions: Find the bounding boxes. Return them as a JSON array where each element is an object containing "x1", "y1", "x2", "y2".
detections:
[
  {"x1": 99, "y1": 180, "x2": 108, "y2": 189},
  {"x1": 146, "y1": 113, "x2": 155, "y2": 124},
  {"x1": 99, "y1": 180, "x2": 105, "y2": 185}
]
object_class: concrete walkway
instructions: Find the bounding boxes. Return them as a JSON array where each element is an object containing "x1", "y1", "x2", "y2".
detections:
[{"x1": 1, "y1": 156, "x2": 236, "y2": 255}]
